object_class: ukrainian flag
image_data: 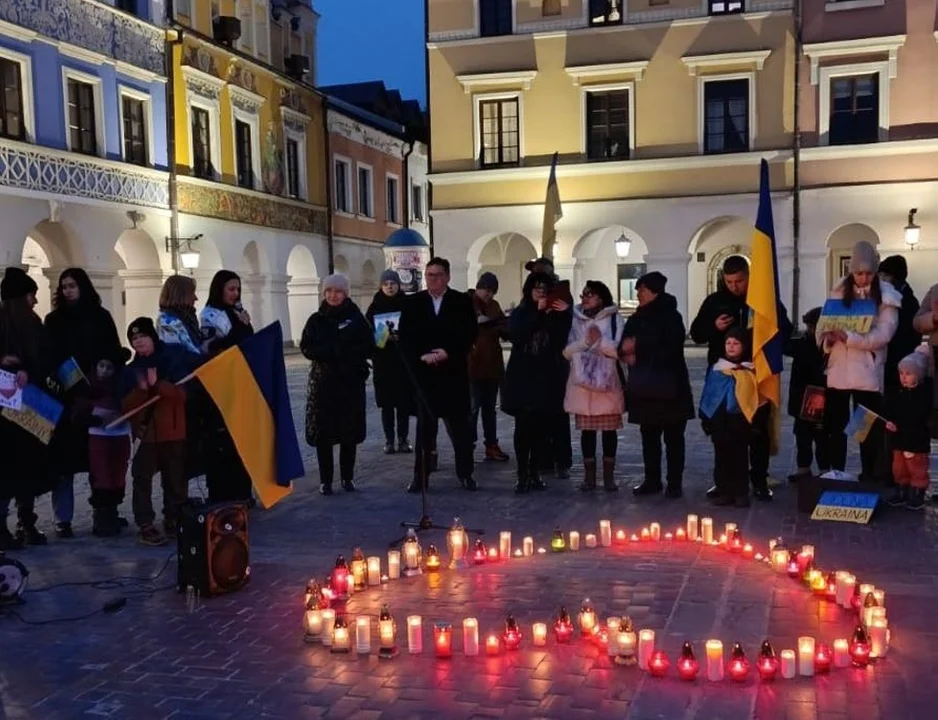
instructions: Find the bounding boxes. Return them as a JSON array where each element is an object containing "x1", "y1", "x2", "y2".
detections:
[
  {"x1": 845, "y1": 405, "x2": 878, "y2": 444},
  {"x1": 747, "y1": 159, "x2": 785, "y2": 454},
  {"x1": 541, "y1": 152, "x2": 563, "y2": 258},
  {"x1": 193, "y1": 321, "x2": 304, "y2": 508}
]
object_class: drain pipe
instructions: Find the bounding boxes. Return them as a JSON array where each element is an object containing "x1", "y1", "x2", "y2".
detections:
[
  {"x1": 165, "y1": 2, "x2": 183, "y2": 273},
  {"x1": 792, "y1": 0, "x2": 803, "y2": 324}
]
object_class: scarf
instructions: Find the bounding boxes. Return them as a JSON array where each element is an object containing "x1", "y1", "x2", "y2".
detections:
[{"x1": 157, "y1": 307, "x2": 203, "y2": 355}]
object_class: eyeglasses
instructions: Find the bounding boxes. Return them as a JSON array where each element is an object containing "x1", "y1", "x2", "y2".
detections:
[{"x1": 580, "y1": 291, "x2": 596, "y2": 299}]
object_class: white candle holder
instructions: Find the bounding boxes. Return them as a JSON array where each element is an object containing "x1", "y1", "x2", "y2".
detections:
[{"x1": 705, "y1": 640, "x2": 723, "y2": 681}]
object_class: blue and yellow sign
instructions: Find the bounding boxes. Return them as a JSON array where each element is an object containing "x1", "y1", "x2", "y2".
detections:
[
  {"x1": 816, "y1": 298, "x2": 877, "y2": 335},
  {"x1": 0, "y1": 384, "x2": 63, "y2": 445},
  {"x1": 810, "y1": 491, "x2": 879, "y2": 524}
]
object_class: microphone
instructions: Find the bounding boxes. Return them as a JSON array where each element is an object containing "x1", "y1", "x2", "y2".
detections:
[{"x1": 234, "y1": 301, "x2": 244, "y2": 312}]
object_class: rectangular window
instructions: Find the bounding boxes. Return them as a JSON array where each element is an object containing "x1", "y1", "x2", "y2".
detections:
[
  {"x1": 0, "y1": 57, "x2": 25, "y2": 141},
  {"x1": 703, "y1": 79, "x2": 749, "y2": 154},
  {"x1": 589, "y1": 0, "x2": 623, "y2": 26},
  {"x1": 285, "y1": 138, "x2": 300, "y2": 199},
  {"x1": 116, "y1": 0, "x2": 136, "y2": 13},
  {"x1": 709, "y1": 0, "x2": 744, "y2": 13},
  {"x1": 67, "y1": 78, "x2": 97, "y2": 155},
  {"x1": 358, "y1": 165, "x2": 373, "y2": 217},
  {"x1": 386, "y1": 176, "x2": 399, "y2": 224},
  {"x1": 191, "y1": 106, "x2": 213, "y2": 179},
  {"x1": 479, "y1": 97, "x2": 520, "y2": 167},
  {"x1": 479, "y1": 0, "x2": 512, "y2": 37},
  {"x1": 235, "y1": 119, "x2": 253, "y2": 188},
  {"x1": 334, "y1": 159, "x2": 350, "y2": 212},
  {"x1": 829, "y1": 74, "x2": 879, "y2": 145},
  {"x1": 176, "y1": 0, "x2": 191, "y2": 17},
  {"x1": 586, "y1": 90, "x2": 629, "y2": 160},
  {"x1": 412, "y1": 184, "x2": 424, "y2": 222},
  {"x1": 121, "y1": 95, "x2": 147, "y2": 166}
]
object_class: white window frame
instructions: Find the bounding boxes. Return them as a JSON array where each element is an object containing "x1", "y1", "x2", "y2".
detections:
[
  {"x1": 333, "y1": 155, "x2": 353, "y2": 215},
  {"x1": 229, "y1": 96, "x2": 262, "y2": 190},
  {"x1": 697, "y1": 71, "x2": 756, "y2": 154},
  {"x1": 0, "y1": 45, "x2": 36, "y2": 143},
  {"x1": 356, "y1": 162, "x2": 375, "y2": 220},
  {"x1": 385, "y1": 172, "x2": 401, "y2": 225},
  {"x1": 411, "y1": 182, "x2": 425, "y2": 222},
  {"x1": 188, "y1": 96, "x2": 222, "y2": 182},
  {"x1": 117, "y1": 85, "x2": 155, "y2": 168},
  {"x1": 62, "y1": 67, "x2": 106, "y2": 157},
  {"x1": 818, "y1": 61, "x2": 890, "y2": 146},
  {"x1": 579, "y1": 81, "x2": 636, "y2": 158},
  {"x1": 282, "y1": 126, "x2": 307, "y2": 201},
  {"x1": 235, "y1": 0, "x2": 255, "y2": 54},
  {"x1": 472, "y1": 90, "x2": 524, "y2": 168}
]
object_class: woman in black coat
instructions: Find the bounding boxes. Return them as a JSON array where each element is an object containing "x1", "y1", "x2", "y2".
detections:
[
  {"x1": 501, "y1": 272, "x2": 572, "y2": 493},
  {"x1": 301, "y1": 274, "x2": 374, "y2": 495},
  {"x1": 44, "y1": 268, "x2": 123, "y2": 538},
  {"x1": 621, "y1": 272, "x2": 694, "y2": 499},
  {"x1": 365, "y1": 270, "x2": 414, "y2": 454}
]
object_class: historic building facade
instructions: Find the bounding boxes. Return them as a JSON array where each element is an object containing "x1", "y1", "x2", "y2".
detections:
[{"x1": 426, "y1": 0, "x2": 938, "y2": 319}]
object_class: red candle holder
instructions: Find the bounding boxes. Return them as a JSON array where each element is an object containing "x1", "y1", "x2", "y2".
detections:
[
  {"x1": 825, "y1": 572, "x2": 838, "y2": 601},
  {"x1": 331, "y1": 556, "x2": 351, "y2": 599},
  {"x1": 757, "y1": 640, "x2": 779, "y2": 681},
  {"x1": 615, "y1": 529, "x2": 627, "y2": 545},
  {"x1": 677, "y1": 642, "x2": 699, "y2": 681},
  {"x1": 676, "y1": 528, "x2": 686, "y2": 542},
  {"x1": 648, "y1": 650, "x2": 670, "y2": 677},
  {"x1": 503, "y1": 615, "x2": 522, "y2": 651},
  {"x1": 433, "y1": 622, "x2": 453, "y2": 658},
  {"x1": 472, "y1": 539, "x2": 487, "y2": 565},
  {"x1": 554, "y1": 607, "x2": 574, "y2": 643},
  {"x1": 786, "y1": 552, "x2": 801, "y2": 579},
  {"x1": 728, "y1": 642, "x2": 750, "y2": 682},
  {"x1": 742, "y1": 543, "x2": 754, "y2": 559},
  {"x1": 640, "y1": 528, "x2": 650, "y2": 542},
  {"x1": 485, "y1": 633, "x2": 500, "y2": 656},
  {"x1": 797, "y1": 551, "x2": 812, "y2": 574},
  {"x1": 849, "y1": 625, "x2": 871, "y2": 668},
  {"x1": 487, "y1": 547, "x2": 499, "y2": 562},
  {"x1": 815, "y1": 643, "x2": 832, "y2": 674}
]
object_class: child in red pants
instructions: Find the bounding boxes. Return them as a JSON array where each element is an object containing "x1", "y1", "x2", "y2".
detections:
[{"x1": 884, "y1": 350, "x2": 932, "y2": 510}]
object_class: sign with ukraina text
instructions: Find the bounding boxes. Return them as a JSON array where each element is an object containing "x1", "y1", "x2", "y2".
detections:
[
  {"x1": 0, "y1": 384, "x2": 63, "y2": 445},
  {"x1": 810, "y1": 491, "x2": 879, "y2": 524},
  {"x1": 816, "y1": 298, "x2": 877, "y2": 335}
]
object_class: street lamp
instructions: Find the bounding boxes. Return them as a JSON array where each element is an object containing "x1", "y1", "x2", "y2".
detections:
[
  {"x1": 166, "y1": 234, "x2": 202, "y2": 273},
  {"x1": 904, "y1": 208, "x2": 920, "y2": 250},
  {"x1": 615, "y1": 233, "x2": 631, "y2": 259}
]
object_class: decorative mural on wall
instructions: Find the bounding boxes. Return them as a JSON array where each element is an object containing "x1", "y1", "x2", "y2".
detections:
[
  {"x1": 0, "y1": 0, "x2": 164, "y2": 75},
  {"x1": 263, "y1": 122, "x2": 285, "y2": 196},
  {"x1": 177, "y1": 179, "x2": 327, "y2": 235}
]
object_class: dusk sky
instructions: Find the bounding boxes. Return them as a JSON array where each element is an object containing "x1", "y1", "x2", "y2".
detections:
[{"x1": 315, "y1": 0, "x2": 427, "y2": 107}]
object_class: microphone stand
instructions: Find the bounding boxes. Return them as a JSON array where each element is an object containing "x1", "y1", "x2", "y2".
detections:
[{"x1": 386, "y1": 325, "x2": 483, "y2": 548}]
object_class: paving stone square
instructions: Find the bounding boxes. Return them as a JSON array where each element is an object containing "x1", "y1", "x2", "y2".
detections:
[{"x1": 1, "y1": 349, "x2": 937, "y2": 719}]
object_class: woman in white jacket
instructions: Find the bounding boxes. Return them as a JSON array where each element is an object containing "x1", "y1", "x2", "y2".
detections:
[
  {"x1": 563, "y1": 281, "x2": 625, "y2": 492},
  {"x1": 819, "y1": 241, "x2": 900, "y2": 478}
]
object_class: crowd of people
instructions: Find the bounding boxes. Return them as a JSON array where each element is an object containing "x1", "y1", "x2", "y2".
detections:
[{"x1": 1, "y1": 238, "x2": 934, "y2": 550}]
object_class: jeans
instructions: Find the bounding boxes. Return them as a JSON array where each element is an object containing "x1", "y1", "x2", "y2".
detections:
[
  {"x1": 316, "y1": 442, "x2": 357, "y2": 486},
  {"x1": 639, "y1": 422, "x2": 687, "y2": 486},
  {"x1": 51, "y1": 475, "x2": 75, "y2": 524},
  {"x1": 470, "y1": 380, "x2": 500, "y2": 447},
  {"x1": 380, "y1": 406, "x2": 410, "y2": 444}
]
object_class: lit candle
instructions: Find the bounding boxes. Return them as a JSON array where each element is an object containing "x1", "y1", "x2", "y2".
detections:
[
  {"x1": 332, "y1": 617, "x2": 351, "y2": 653},
  {"x1": 705, "y1": 640, "x2": 723, "y2": 681},
  {"x1": 718, "y1": 533, "x2": 728, "y2": 547},
  {"x1": 839, "y1": 574, "x2": 856, "y2": 608},
  {"x1": 649, "y1": 523, "x2": 661, "y2": 541},
  {"x1": 486, "y1": 633, "x2": 500, "y2": 655},
  {"x1": 771, "y1": 546, "x2": 789, "y2": 574},
  {"x1": 585, "y1": 533, "x2": 597, "y2": 549},
  {"x1": 615, "y1": 630, "x2": 637, "y2": 665},
  {"x1": 537, "y1": 547, "x2": 546, "y2": 554},
  {"x1": 407, "y1": 615, "x2": 422, "y2": 654},
  {"x1": 664, "y1": 532, "x2": 673, "y2": 542},
  {"x1": 870, "y1": 619, "x2": 888, "y2": 658},
  {"x1": 742, "y1": 543, "x2": 754, "y2": 559},
  {"x1": 367, "y1": 557, "x2": 381, "y2": 586},
  {"x1": 532, "y1": 623, "x2": 548, "y2": 647},
  {"x1": 676, "y1": 528, "x2": 686, "y2": 541},
  {"x1": 523, "y1": 536, "x2": 534, "y2": 556},
  {"x1": 648, "y1": 650, "x2": 670, "y2": 677},
  {"x1": 356, "y1": 616, "x2": 371, "y2": 655},
  {"x1": 606, "y1": 617, "x2": 621, "y2": 657},
  {"x1": 569, "y1": 531, "x2": 580, "y2": 551},
  {"x1": 303, "y1": 608, "x2": 323, "y2": 643},
  {"x1": 378, "y1": 613, "x2": 397, "y2": 658},
  {"x1": 615, "y1": 529, "x2": 627, "y2": 544},
  {"x1": 463, "y1": 617, "x2": 479, "y2": 656},
  {"x1": 599, "y1": 520, "x2": 612, "y2": 547},
  {"x1": 638, "y1": 629, "x2": 655, "y2": 671},
  {"x1": 798, "y1": 636, "x2": 815, "y2": 676},
  {"x1": 686, "y1": 514, "x2": 698, "y2": 541},
  {"x1": 579, "y1": 601, "x2": 597, "y2": 635},
  {"x1": 701, "y1": 517, "x2": 713, "y2": 544},
  {"x1": 387, "y1": 550, "x2": 401, "y2": 580},
  {"x1": 801, "y1": 544, "x2": 815, "y2": 562},
  {"x1": 640, "y1": 527, "x2": 650, "y2": 542},
  {"x1": 380, "y1": 574, "x2": 389, "y2": 584},
  {"x1": 321, "y1": 609, "x2": 336, "y2": 647},
  {"x1": 513, "y1": 549, "x2": 523, "y2": 558},
  {"x1": 499, "y1": 531, "x2": 511, "y2": 560},
  {"x1": 630, "y1": 533, "x2": 639, "y2": 542},
  {"x1": 433, "y1": 623, "x2": 453, "y2": 658},
  {"x1": 351, "y1": 550, "x2": 366, "y2": 589},
  {"x1": 814, "y1": 643, "x2": 832, "y2": 674},
  {"x1": 858, "y1": 583, "x2": 875, "y2": 606},
  {"x1": 833, "y1": 638, "x2": 850, "y2": 667},
  {"x1": 487, "y1": 547, "x2": 498, "y2": 562},
  {"x1": 403, "y1": 540, "x2": 421, "y2": 577},
  {"x1": 725, "y1": 522, "x2": 737, "y2": 539},
  {"x1": 780, "y1": 649, "x2": 796, "y2": 679},
  {"x1": 677, "y1": 642, "x2": 700, "y2": 680},
  {"x1": 873, "y1": 588, "x2": 885, "y2": 608}
]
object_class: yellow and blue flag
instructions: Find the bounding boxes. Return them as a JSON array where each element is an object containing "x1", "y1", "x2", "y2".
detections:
[
  {"x1": 746, "y1": 159, "x2": 785, "y2": 453},
  {"x1": 541, "y1": 151, "x2": 562, "y2": 258},
  {"x1": 56, "y1": 357, "x2": 86, "y2": 391},
  {"x1": 1, "y1": 384, "x2": 64, "y2": 445},
  {"x1": 845, "y1": 405, "x2": 879, "y2": 444},
  {"x1": 193, "y1": 322, "x2": 304, "y2": 509}
]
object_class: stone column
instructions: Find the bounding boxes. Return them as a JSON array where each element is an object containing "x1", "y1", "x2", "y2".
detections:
[
  {"x1": 267, "y1": 273, "x2": 291, "y2": 342},
  {"x1": 287, "y1": 277, "x2": 320, "y2": 345},
  {"x1": 119, "y1": 270, "x2": 169, "y2": 337},
  {"x1": 241, "y1": 274, "x2": 269, "y2": 329}
]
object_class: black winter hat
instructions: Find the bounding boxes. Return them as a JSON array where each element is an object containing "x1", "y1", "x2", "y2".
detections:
[
  {"x1": 0, "y1": 267, "x2": 38, "y2": 302},
  {"x1": 878, "y1": 255, "x2": 908, "y2": 284},
  {"x1": 636, "y1": 271, "x2": 667, "y2": 295},
  {"x1": 476, "y1": 272, "x2": 499, "y2": 293},
  {"x1": 127, "y1": 316, "x2": 158, "y2": 344}
]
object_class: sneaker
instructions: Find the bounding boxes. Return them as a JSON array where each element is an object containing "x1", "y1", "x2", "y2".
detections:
[
  {"x1": 753, "y1": 487, "x2": 774, "y2": 502},
  {"x1": 383, "y1": 442, "x2": 396, "y2": 455},
  {"x1": 397, "y1": 439, "x2": 413, "y2": 453},
  {"x1": 138, "y1": 524, "x2": 167, "y2": 546},
  {"x1": 341, "y1": 479, "x2": 357, "y2": 492},
  {"x1": 485, "y1": 445, "x2": 510, "y2": 462},
  {"x1": 319, "y1": 483, "x2": 333, "y2": 496},
  {"x1": 906, "y1": 489, "x2": 926, "y2": 511},
  {"x1": 886, "y1": 486, "x2": 907, "y2": 508},
  {"x1": 55, "y1": 522, "x2": 75, "y2": 539}
]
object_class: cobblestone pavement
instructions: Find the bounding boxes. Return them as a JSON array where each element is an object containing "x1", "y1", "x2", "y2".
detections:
[{"x1": 1, "y1": 349, "x2": 936, "y2": 719}]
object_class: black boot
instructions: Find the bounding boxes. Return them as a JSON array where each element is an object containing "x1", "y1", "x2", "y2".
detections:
[
  {"x1": 665, "y1": 478, "x2": 683, "y2": 499},
  {"x1": 602, "y1": 458, "x2": 619, "y2": 492},
  {"x1": 530, "y1": 462, "x2": 546, "y2": 491},
  {"x1": 15, "y1": 522, "x2": 47, "y2": 546},
  {"x1": 906, "y1": 487, "x2": 926, "y2": 511},
  {"x1": 341, "y1": 479, "x2": 357, "y2": 492},
  {"x1": 0, "y1": 522, "x2": 23, "y2": 551},
  {"x1": 632, "y1": 478, "x2": 663, "y2": 496},
  {"x1": 514, "y1": 467, "x2": 529, "y2": 494},
  {"x1": 319, "y1": 482, "x2": 333, "y2": 496},
  {"x1": 578, "y1": 459, "x2": 597, "y2": 492},
  {"x1": 886, "y1": 485, "x2": 907, "y2": 508}
]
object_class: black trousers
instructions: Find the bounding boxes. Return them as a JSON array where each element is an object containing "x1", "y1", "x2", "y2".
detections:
[
  {"x1": 748, "y1": 406, "x2": 771, "y2": 490},
  {"x1": 640, "y1": 422, "x2": 686, "y2": 486},
  {"x1": 513, "y1": 410, "x2": 548, "y2": 473},
  {"x1": 470, "y1": 379, "x2": 500, "y2": 447},
  {"x1": 205, "y1": 421, "x2": 253, "y2": 504},
  {"x1": 713, "y1": 431, "x2": 750, "y2": 499},
  {"x1": 793, "y1": 419, "x2": 830, "y2": 472},
  {"x1": 316, "y1": 442, "x2": 357, "y2": 487},
  {"x1": 413, "y1": 406, "x2": 474, "y2": 485},
  {"x1": 540, "y1": 413, "x2": 573, "y2": 469},
  {"x1": 381, "y1": 406, "x2": 410, "y2": 444},
  {"x1": 824, "y1": 388, "x2": 883, "y2": 477}
]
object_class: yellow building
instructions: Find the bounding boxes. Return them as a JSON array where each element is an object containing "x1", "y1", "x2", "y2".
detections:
[
  {"x1": 168, "y1": 0, "x2": 330, "y2": 343},
  {"x1": 427, "y1": 0, "x2": 797, "y2": 316}
]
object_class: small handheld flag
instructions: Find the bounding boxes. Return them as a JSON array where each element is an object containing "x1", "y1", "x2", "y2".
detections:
[{"x1": 844, "y1": 405, "x2": 880, "y2": 444}]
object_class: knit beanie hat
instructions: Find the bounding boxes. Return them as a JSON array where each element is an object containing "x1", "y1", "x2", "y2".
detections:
[
  {"x1": 849, "y1": 241, "x2": 879, "y2": 274},
  {"x1": 476, "y1": 272, "x2": 499, "y2": 293},
  {"x1": 898, "y1": 351, "x2": 928, "y2": 382},
  {"x1": 0, "y1": 267, "x2": 39, "y2": 302},
  {"x1": 637, "y1": 271, "x2": 667, "y2": 295},
  {"x1": 878, "y1": 255, "x2": 908, "y2": 284},
  {"x1": 380, "y1": 269, "x2": 401, "y2": 286},
  {"x1": 127, "y1": 316, "x2": 158, "y2": 344},
  {"x1": 322, "y1": 273, "x2": 350, "y2": 295}
]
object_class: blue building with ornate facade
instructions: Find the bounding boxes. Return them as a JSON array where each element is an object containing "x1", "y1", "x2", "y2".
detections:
[{"x1": 0, "y1": 0, "x2": 170, "y2": 330}]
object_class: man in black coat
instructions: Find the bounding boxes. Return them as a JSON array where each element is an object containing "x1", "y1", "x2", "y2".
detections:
[
  {"x1": 399, "y1": 257, "x2": 478, "y2": 492},
  {"x1": 879, "y1": 255, "x2": 921, "y2": 390},
  {"x1": 689, "y1": 255, "x2": 793, "y2": 501}
]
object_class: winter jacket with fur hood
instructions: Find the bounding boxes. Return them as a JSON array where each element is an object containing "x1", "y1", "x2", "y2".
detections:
[
  {"x1": 563, "y1": 304, "x2": 625, "y2": 417},
  {"x1": 820, "y1": 278, "x2": 901, "y2": 393}
]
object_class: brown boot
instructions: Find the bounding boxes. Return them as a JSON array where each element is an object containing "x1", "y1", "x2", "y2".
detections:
[
  {"x1": 578, "y1": 459, "x2": 597, "y2": 492},
  {"x1": 603, "y1": 458, "x2": 619, "y2": 492}
]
